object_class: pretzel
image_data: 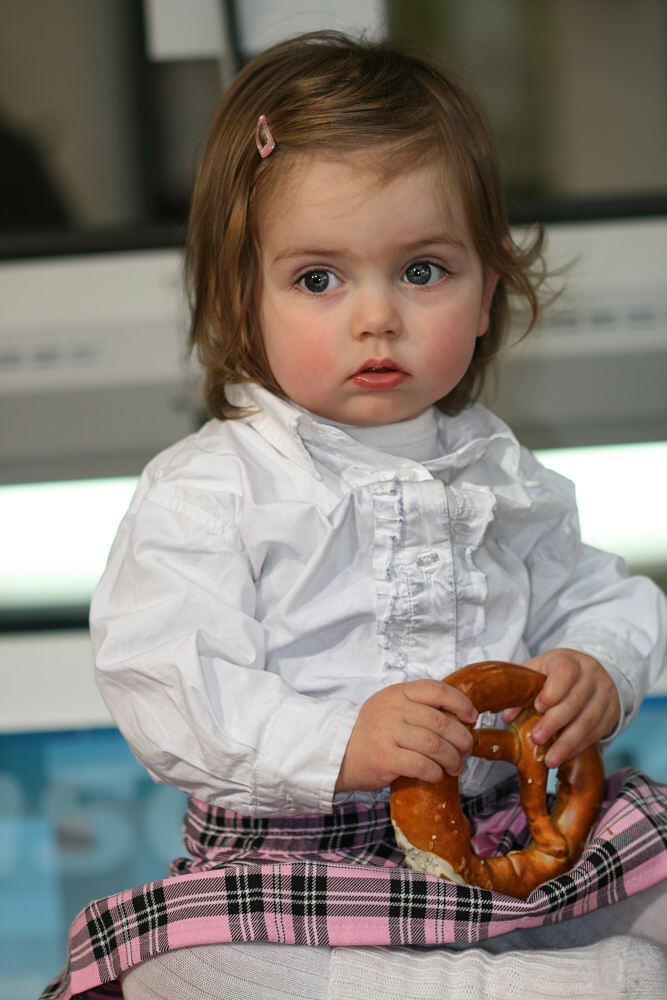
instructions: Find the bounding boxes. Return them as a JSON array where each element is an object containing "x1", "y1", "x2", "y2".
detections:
[{"x1": 390, "y1": 661, "x2": 605, "y2": 900}]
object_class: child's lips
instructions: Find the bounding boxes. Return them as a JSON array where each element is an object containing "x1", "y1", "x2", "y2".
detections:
[{"x1": 349, "y1": 359, "x2": 409, "y2": 390}]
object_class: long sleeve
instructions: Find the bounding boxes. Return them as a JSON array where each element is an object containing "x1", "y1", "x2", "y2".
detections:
[
  {"x1": 90, "y1": 475, "x2": 358, "y2": 817},
  {"x1": 516, "y1": 448, "x2": 667, "y2": 742}
]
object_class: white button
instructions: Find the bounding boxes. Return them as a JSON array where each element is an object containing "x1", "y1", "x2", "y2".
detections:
[
  {"x1": 416, "y1": 548, "x2": 439, "y2": 572},
  {"x1": 456, "y1": 494, "x2": 472, "y2": 517}
]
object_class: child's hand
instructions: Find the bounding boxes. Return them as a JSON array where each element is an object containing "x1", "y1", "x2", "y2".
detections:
[
  {"x1": 502, "y1": 649, "x2": 620, "y2": 768},
  {"x1": 335, "y1": 680, "x2": 478, "y2": 794}
]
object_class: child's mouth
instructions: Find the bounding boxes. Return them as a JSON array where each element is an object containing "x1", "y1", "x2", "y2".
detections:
[{"x1": 350, "y1": 360, "x2": 408, "y2": 390}]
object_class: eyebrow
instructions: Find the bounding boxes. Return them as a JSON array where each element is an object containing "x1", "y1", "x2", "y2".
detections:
[{"x1": 271, "y1": 233, "x2": 467, "y2": 265}]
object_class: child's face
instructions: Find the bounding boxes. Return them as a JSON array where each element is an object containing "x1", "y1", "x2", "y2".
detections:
[{"x1": 258, "y1": 155, "x2": 498, "y2": 426}]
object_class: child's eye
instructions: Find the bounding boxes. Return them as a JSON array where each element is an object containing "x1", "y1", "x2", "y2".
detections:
[
  {"x1": 298, "y1": 269, "x2": 341, "y2": 293},
  {"x1": 402, "y1": 261, "x2": 445, "y2": 286}
]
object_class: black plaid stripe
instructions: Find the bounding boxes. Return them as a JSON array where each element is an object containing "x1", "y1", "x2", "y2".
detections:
[
  {"x1": 182, "y1": 798, "x2": 404, "y2": 871},
  {"x1": 130, "y1": 884, "x2": 169, "y2": 935},
  {"x1": 224, "y1": 869, "x2": 265, "y2": 914},
  {"x1": 79, "y1": 886, "x2": 170, "y2": 980},
  {"x1": 582, "y1": 771, "x2": 667, "y2": 882},
  {"x1": 388, "y1": 871, "x2": 428, "y2": 921},
  {"x1": 623, "y1": 769, "x2": 667, "y2": 850},
  {"x1": 316, "y1": 809, "x2": 392, "y2": 858},
  {"x1": 289, "y1": 863, "x2": 330, "y2": 945},
  {"x1": 638, "y1": 805, "x2": 667, "y2": 850},
  {"x1": 187, "y1": 803, "x2": 271, "y2": 852},
  {"x1": 538, "y1": 842, "x2": 624, "y2": 914},
  {"x1": 317, "y1": 805, "x2": 401, "y2": 866},
  {"x1": 538, "y1": 872, "x2": 579, "y2": 911},
  {"x1": 387, "y1": 871, "x2": 429, "y2": 945},
  {"x1": 79, "y1": 986, "x2": 123, "y2": 998},
  {"x1": 585, "y1": 842, "x2": 625, "y2": 890},
  {"x1": 87, "y1": 903, "x2": 121, "y2": 964},
  {"x1": 453, "y1": 885, "x2": 495, "y2": 928},
  {"x1": 186, "y1": 799, "x2": 395, "y2": 850},
  {"x1": 217, "y1": 870, "x2": 272, "y2": 945},
  {"x1": 385, "y1": 876, "x2": 498, "y2": 945},
  {"x1": 289, "y1": 867, "x2": 329, "y2": 918},
  {"x1": 131, "y1": 884, "x2": 170, "y2": 961},
  {"x1": 268, "y1": 863, "x2": 290, "y2": 942}
]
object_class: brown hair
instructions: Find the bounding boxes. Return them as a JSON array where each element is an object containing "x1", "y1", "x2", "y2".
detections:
[{"x1": 187, "y1": 31, "x2": 545, "y2": 420}]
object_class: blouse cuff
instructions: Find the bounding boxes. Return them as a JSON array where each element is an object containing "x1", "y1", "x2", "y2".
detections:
[
  {"x1": 257, "y1": 695, "x2": 360, "y2": 815},
  {"x1": 553, "y1": 628, "x2": 645, "y2": 747}
]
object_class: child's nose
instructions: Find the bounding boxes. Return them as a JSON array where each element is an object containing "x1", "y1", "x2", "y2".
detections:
[{"x1": 349, "y1": 283, "x2": 403, "y2": 340}]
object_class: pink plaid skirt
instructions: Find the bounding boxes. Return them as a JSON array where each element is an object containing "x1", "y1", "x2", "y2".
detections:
[{"x1": 40, "y1": 768, "x2": 667, "y2": 1000}]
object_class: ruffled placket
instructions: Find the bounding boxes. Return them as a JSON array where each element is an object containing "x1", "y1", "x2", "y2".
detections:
[
  {"x1": 447, "y1": 483, "x2": 497, "y2": 651},
  {"x1": 369, "y1": 476, "x2": 496, "y2": 687}
]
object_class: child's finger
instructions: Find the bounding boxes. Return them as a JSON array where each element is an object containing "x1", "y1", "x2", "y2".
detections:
[
  {"x1": 403, "y1": 704, "x2": 475, "y2": 757},
  {"x1": 542, "y1": 693, "x2": 620, "y2": 767},
  {"x1": 390, "y1": 747, "x2": 446, "y2": 784},
  {"x1": 530, "y1": 676, "x2": 596, "y2": 745},
  {"x1": 531, "y1": 654, "x2": 581, "y2": 713},
  {"x1": 404, "y1": 678, "x2": 478, "y2": 724},
  {"x1": 397, "y1": 726, "x2": 466, "y2": 779},
  {"x1": 541, "y1": 715, "x2": 594, "y2": 767},
  {"x1": 535, "y1": 684, "x2": 609, "y2": 765},
  {"x1": 503, "y1": 653, "x2": 579, "y2": 723},
  {"x1": 543, "y1": 714, "x2": 600, "y2": 767}
]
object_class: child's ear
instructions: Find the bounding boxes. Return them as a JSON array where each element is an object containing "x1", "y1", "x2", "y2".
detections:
[{"x1": 477, "y1": 269, "x2": 500, "y2": 337}]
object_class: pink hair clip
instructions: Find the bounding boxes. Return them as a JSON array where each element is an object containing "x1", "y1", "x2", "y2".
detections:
[{"x1": 255, "y1": 115, "x2": 276, "y2": 158}]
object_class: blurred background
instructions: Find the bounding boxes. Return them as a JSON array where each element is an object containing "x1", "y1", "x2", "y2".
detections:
[{"x1": 0, "y1": 2, "x2": 666, "y2": 996}]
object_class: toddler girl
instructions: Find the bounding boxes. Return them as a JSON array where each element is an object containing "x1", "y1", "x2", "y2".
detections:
[{"x1": 44, "y1": 31, "x2": 667, "y2": 1000}]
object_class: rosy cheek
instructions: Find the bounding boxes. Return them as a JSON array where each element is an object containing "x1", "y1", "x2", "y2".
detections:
[
  {"x1": 427, "y1": 326, "x2": 478, "y2": 381},
  {"x1": 265, "y1": 328, "x2": 331, "y2": 401},
  {"x1": 287, "y1": 328, "x2": 334, "y2": 376}
]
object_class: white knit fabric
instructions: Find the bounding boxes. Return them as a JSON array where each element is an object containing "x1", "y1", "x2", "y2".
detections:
[
  {"x1": 326, "y1": 937, "x2": 667, "y2": 1000},
  {"x1": 306, "y1": 404, "x2": 441, "y2": 462},
  {"x1": 121, "y1": 936, "x2": 667, "y2": 1000},
  {"x1": 121, "y1": 943, "x2": 331, "y2": 1000}
]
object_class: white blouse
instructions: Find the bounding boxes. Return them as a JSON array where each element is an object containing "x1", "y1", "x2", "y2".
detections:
[{"x1": 90, "y1": 384, "x2": 667, "y2": 816}]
